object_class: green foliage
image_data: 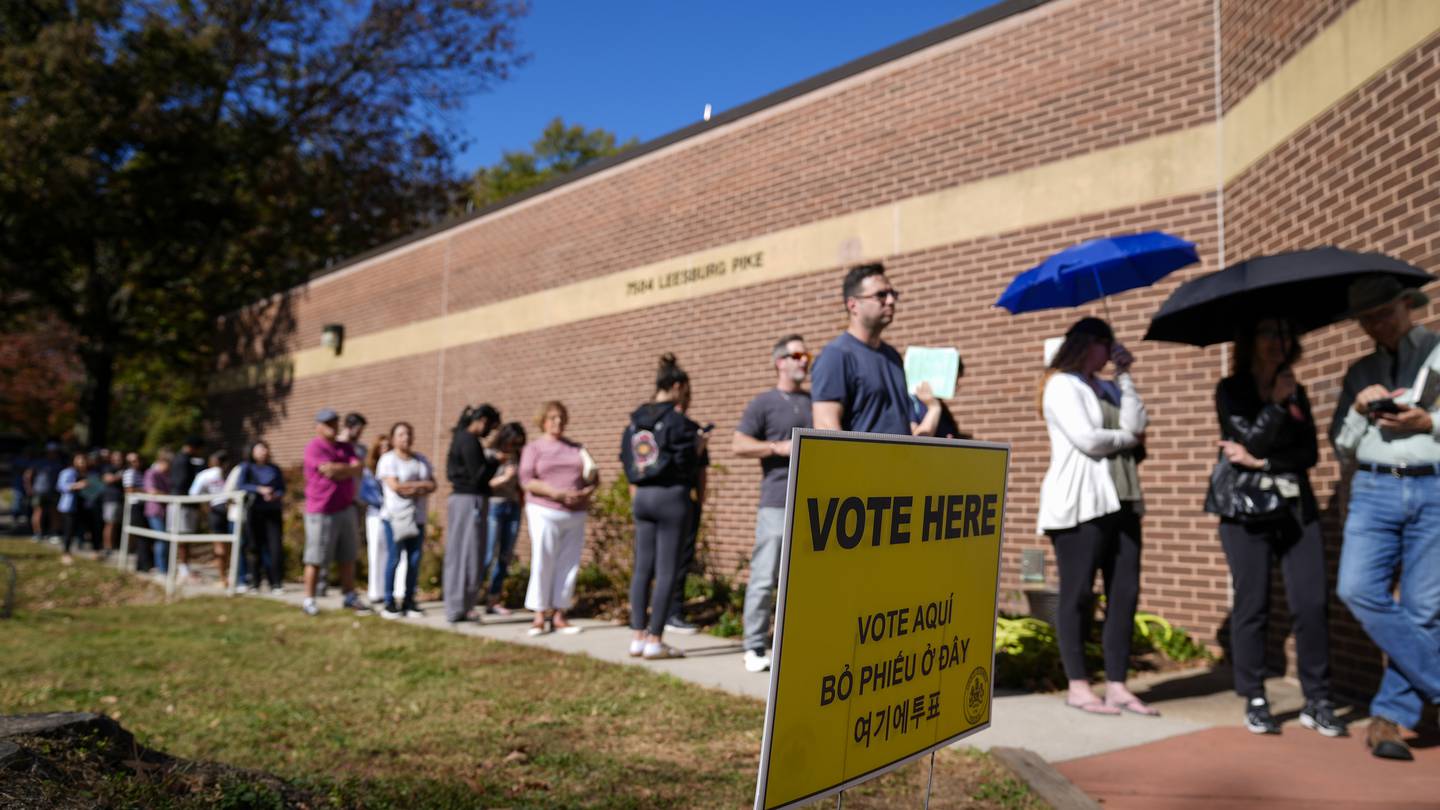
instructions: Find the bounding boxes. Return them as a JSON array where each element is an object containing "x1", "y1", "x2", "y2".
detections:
[
  {"x1": 0, "y1": 0, "x2": 527, "y2": 445},
  {"x1": 972, "y1": 775, "x2": 1034, "y2": 809},
  {"x1": 464, "y1": 118, "x2": 637, "y2": 208},
  {"x1": 1132, "y1": 610, "x2": 1213, "y2": 663},
  {"x1": 993, "y1": 616, "x2": 1064, "y2": 689}
]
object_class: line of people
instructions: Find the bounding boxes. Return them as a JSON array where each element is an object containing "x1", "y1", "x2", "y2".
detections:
[
  {"x1": 729, "y1": 262, "x2": 1435, "y2": 766},
  {"x1": 12, "y1": 261, "x2": 1433, "y2": 764}
]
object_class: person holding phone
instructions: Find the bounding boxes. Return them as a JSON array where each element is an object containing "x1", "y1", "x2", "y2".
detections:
[
  {"x1": 1330, "y1": 275, "x2": 1440, "y2": 761},
  {"x1": 1205, "y1": 317, "x2": 1343, "y2": 737},
  {"x1": 1037, "y1": 317, "x2": 1156, "y2": 716}
]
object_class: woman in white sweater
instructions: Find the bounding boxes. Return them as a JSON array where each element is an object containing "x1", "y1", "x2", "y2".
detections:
[{"x1": 1038, "y1": 317, "x2": 1157, "y2": 716}]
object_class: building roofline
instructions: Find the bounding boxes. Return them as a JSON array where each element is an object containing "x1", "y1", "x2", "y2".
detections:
[{"x1": 307, "y1": 0, "x2": 1051, "y2": 282}]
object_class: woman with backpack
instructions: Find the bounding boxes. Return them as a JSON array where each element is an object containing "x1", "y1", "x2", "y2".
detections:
[{"x1": 621, "y1": 353, "x2": 706, "y2": 660}]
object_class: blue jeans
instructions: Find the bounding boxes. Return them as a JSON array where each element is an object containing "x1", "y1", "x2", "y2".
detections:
[
  {"x1": 147, "y1": 515, "x2": 169, "y2": 573},
  {"x1": 1338, "y1": 469, "x2": 1440, "y2": 728},
  {"x1": 486, "y1": 500, "x2": 521, "y2": 598},
  {"x1": 384, "y1": 520, "x2": 424, "y2": 606}
]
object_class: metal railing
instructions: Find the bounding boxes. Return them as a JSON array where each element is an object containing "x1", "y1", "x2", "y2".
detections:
[{"x1": 118, "y1": 492, "x2": 247, "y2": 600}]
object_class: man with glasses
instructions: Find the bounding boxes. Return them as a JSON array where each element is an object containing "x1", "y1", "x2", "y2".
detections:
[
  {"x1": 1329, "y1": 274, "x2": 1440, "y2": 762},
  {"x1": 732, "y1": 334, "x2": 813, "y2": 672},
  {"x1": 811, "y1": 263, "x2": 914, "y2": 435}
]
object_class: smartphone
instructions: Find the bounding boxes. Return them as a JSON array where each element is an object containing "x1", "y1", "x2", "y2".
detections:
[
  {"x1": 1368, "y1": 398, "x2": 1402, "y2": 415},
  {"x1": 700, "y1": 422, "x2": 716, "y2": 433}
]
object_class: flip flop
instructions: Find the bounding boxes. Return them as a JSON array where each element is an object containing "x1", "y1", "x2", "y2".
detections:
[
  {"x1": 1106, "y1": 698, "x2": 1161, "y2": 717},
  {"x1": 1066, "y1": 698, "x2": 1121, "y2": 716}
]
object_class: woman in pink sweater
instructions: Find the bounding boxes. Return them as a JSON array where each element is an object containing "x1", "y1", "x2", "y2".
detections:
[{"x1": 519, "y1": 400, "x2": 599, "y2": 635}]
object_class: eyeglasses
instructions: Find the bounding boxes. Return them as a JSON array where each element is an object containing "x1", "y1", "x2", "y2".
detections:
[
  {"x1": 780, "y1": 351, "x2": 811, "y2": 363},
  {"x1": 855, "y1": 289, "x2": 900, "y2": 303}
]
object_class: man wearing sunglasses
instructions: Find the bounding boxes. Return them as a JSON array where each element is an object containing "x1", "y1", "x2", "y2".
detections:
[
  {"x1": 811, "y1": 263, "x2": 914, "y2": 436},
  {"x1": 732, "y1": 334, "x2": 814, "y2": 672}
]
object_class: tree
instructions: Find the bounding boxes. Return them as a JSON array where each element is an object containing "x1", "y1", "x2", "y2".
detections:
[
  {"x1": 465, "y1": 118, "x2": 636, "y2": 208},
  {"x1": 0, "y1": 0, "x2": 527, "y2": 446},
  {"x1": 0, "y1": 314, "x2": 83, "y2": 440}
]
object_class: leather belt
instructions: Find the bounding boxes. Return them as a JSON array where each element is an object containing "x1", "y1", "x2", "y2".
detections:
[{"x1": 1357, "y1": 462, "x2": 1440, "y2": 478}]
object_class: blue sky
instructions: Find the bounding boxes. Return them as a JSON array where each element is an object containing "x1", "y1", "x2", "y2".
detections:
[{"x1": 449, "y1": 1, "x2": 1004, "y2": 175}]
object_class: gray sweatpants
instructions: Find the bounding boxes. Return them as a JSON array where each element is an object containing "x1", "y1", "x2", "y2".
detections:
[
  {"x1": 444, "y1": 493, "x2": 488, "y2": 622},
  {"x1": 743, "y1": 507, "x2": 785, "y2": 653}
]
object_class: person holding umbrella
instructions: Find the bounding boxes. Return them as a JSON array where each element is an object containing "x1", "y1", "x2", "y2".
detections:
[
  {"x1": 1330, "y1": 275, "x2": 1440, "y2": 762},
  {"x1": 1203, "y1": 317, "x2": 1345, "y2": 738},
  {"x1": 1037, "y1": 317, "x2": 1156, "y2": 716}
]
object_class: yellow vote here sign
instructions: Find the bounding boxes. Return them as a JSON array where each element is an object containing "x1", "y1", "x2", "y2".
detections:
[{"x1": 755, "y1": 430, "x2": 1009, "y2": 810}]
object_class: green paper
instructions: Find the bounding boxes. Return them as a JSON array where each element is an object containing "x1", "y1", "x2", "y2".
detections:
[{"x1": 904, "y1": 346, "x2": 960, "y2": 400}]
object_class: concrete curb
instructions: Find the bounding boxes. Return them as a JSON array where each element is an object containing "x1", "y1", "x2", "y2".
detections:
[{"x1": 990, "y1": 747, "x2": 1101, "y2": 810}]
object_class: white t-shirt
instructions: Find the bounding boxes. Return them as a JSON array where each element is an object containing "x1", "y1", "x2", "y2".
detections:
[
  {"x1": 376, "y1": 451, "x2": 432, "y2": 525},
  {"x1": 189, "y1": 466, "x2": 230, "y2": 509}
]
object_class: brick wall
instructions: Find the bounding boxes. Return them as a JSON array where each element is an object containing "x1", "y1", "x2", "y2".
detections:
[{"x1": 212, "y1": 0, "x2": 1440, "y2": 699}]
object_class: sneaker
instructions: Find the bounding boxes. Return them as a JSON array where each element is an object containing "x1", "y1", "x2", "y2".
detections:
[
  {"x1": 1244, "y1": 697, "x2": 1280, "y2": 734},
  {"x1": 403, "y1": 603, "x2": 425, "y2": 619},
  {"x1": 270, "y1": 587, "x2": 285, "y2": 597},
  {"x1": 1299, "y1": 700, "x2": 1348, "y2": 737},
  {"x1": 342, "y1": 594, "x2": 373, "y2": 615},
  {"x1": 665, "y1": 617, "x2": 700, "y2": 635},
  {"x1": 234, "y1": 583, "x2": 251, "y2": 594},
  {"x1": 302, "y1": 598, "x2": 320, "y2": 617},
  {"x1": 1365, "y1": 717, "x2": 1414, "y2": 761},
  {"x1": 628, "y1": 639, "x2": 646, "y2": 658},
  {"x1": 316, "y1": 582, "x2": 329, "y2": 597},
  {"x1": 744, "y1": 649, "x2": 771, "y2": 673},
  {"x1": 643, "y1": 642, "x2": 686, "y2": 660},
  {"x1": 381, "y1": 602, "x2": 403, "y2": 620}
]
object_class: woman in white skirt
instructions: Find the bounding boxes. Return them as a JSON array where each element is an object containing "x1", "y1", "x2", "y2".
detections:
[{"x1": 519, "y1": 400, "x2": 599, "y2": 635}]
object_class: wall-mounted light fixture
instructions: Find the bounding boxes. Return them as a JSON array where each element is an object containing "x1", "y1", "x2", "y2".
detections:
[{"x1": 321, "y1": 323, "x2": 344, "y2": 356}]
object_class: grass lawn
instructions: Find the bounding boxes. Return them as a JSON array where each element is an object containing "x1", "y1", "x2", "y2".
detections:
[{"x1": 0, "y1": 540, "x2": 1039, "y2": 809}]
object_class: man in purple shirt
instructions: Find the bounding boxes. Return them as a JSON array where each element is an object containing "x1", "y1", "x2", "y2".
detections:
[{"x1": 301, "y1": 408, "x2": 367, "y2": 616}]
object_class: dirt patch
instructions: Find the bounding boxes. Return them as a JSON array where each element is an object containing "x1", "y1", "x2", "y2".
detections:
[{"x1": 0, "y1": 713, "x2": 310, "y2": 809}]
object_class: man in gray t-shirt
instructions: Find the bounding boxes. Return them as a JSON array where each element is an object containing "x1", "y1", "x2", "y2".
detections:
[{"x1": 732, "y1": 334, "x2": 813, "y2": 673}]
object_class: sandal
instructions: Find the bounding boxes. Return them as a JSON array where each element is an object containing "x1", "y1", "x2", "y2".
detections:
[
  {"x1": 1066, "y1": 698, "x2": 1121, "y2": 716},
  {"x1": 642, "y1": 642, "x2": 686, "y2": 660},
  {"x1": 1106, "y1": 697, "x2": 1161, "y2": 717}
]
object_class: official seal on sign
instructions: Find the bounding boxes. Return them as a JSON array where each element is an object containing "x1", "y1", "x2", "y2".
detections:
[{"x1": 964, "y1": 666, "x2": 989, "y2": 725}]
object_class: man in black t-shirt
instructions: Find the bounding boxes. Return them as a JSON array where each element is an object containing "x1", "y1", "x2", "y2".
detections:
[{"x1": 731, "y1": 334, "x2": 813, "y2": 672}]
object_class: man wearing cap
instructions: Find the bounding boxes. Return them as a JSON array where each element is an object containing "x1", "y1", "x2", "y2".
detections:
[
  {"x1": 301, "y1": 408, "x2": 368, "y2": 616},
  {"x1": 1330, "y1": 274, "x2": 1440, "y2": 762}
]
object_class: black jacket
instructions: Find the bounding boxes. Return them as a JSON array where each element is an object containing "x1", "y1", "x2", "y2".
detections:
[
  {"x1": 446, "y1": 429, "x2": 496, "y2": 496},
  {"x1": 1204, "y1": 372, "x2": 1319, "y2": 522},
  {"x1": 622, "y1": 401, "x2": 702, "y2": 487}
]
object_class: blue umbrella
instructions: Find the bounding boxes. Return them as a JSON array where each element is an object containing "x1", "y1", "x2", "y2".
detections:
[{"x1": 995, "y1": 231, "x2": 1198, "y2": 315}]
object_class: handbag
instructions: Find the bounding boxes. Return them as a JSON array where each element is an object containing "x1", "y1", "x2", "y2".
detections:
[
  {"x1": 1207, "y1": 455, "x2": 1294, "y2": 521},
  {"x1": 388, "y1": 500, "x2": 421, "y2": 541}
]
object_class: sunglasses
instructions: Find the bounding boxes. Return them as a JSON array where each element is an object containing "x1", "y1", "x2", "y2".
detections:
[
  {"x1": 781, "y1": 351, "x2": 811, "y2": 363},
  {"x1": 855, "y1": 289, "x2": 901, "y2": 303}
]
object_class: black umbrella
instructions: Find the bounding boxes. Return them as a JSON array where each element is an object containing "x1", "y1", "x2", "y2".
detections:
[{"x1": 1144, "y1": 246, "x2": 1434, "y2": 346}]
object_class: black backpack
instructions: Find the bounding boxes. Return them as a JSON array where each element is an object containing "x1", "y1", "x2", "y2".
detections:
[{"x1": 620, "y1": 403, "x2": 691, "y2": 485}]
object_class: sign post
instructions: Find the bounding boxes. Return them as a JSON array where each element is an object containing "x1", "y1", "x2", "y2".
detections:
[{"x1": 754, "y1": 430, "x2": 1009, "y2": 810}]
